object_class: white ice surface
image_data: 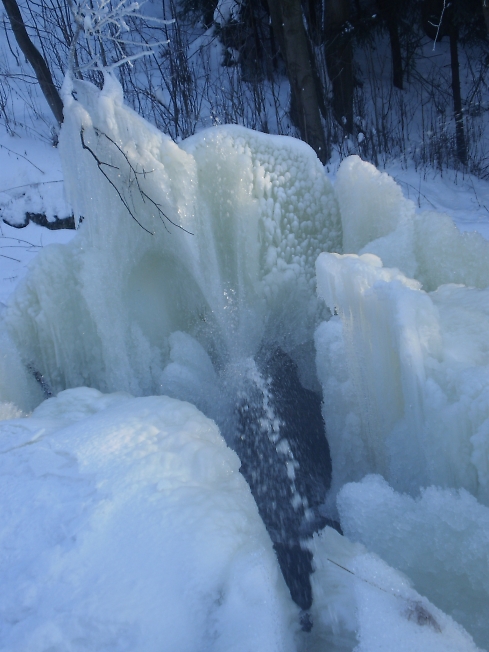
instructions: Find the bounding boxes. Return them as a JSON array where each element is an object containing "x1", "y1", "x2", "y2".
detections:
[{"x1": 0, "y1": 388, "x2": 297, "y2": 652}]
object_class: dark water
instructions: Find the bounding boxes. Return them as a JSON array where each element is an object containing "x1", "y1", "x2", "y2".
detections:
[{"x1": 234, "y1": 348, "x2": 338, "y2": 619}]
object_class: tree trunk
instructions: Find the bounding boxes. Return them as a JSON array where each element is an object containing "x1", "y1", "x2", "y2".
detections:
[
  {"x1": 267, "y1": 0, "x2": 329, "y2": 162},
  {"x1": 482, "y1": 0, "x2": 489, "y2": 34},
  {"x1": 449, "y1": 23, "x2": 467, "y2": 165},
  {"x1": 1, "y1": 0, "x2": 64, "y2": 125},
  {"x1": 324, "y1": 0, "x2": 354, "y2": 133},
  {"x1": 377, "y1": 0, "x2": 403, "y2": 89},
  {"x1": 3, "y1": 0, "x2": 63, "y2": 124}
]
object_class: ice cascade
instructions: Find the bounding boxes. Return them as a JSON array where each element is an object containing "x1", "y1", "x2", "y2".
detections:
[{"x1": 4, "y1": 75, "x2": 340, "y2": 615}]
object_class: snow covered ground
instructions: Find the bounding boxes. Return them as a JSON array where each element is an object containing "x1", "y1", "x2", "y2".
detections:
[{"x1": 1, "y1": 78, "x2": 489, "y2": 652}]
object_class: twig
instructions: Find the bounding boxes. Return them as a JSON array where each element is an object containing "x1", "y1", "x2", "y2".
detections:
[
  {"x1": 96, "y1": 129, "x2": 194, "y2": 235},
  {"x1": 0, "y1": 143, "x2": 45, "y2": 173},
  {"x1": 0, "y1": 252, "x2": 21, "y2": 262},
  {"x1": 80, "y1": 127, "x2": 154, "y2": 235},
  {"x1": 392, "y1": 176, "x2": 437, "y2": 209},
  {"x1": 325, "y1": 556, "x2": 441, "y2": 632},
  {"x1": 0, "y1": 180, "x2": 63, "y2": 193}
]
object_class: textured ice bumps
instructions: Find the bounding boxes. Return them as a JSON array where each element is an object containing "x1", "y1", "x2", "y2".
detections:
[{"x1": 4, "y1": 76, "x2": 341, "y2": 405}]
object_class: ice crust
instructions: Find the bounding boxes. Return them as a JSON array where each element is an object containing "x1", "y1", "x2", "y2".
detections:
[{"x1": 0, "y1": 388, "x2": 297, "y2": 652}]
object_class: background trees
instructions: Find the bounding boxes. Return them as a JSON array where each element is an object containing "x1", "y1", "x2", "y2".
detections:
[{"x1": 1, "y1": 0, "x2": 489, "y2": 174}]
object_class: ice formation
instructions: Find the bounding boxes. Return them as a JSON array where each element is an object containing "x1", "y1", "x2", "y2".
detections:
[
  {"x1": 313, "y1": 156, "x2": 489, "y2": 649},
  {"x1": 1, "y1": 75, "x2": 489, "y2": 649},
  {"x1": 4, "y1": 74, "x2": 340, "y2": 621},
  {"x1": 5, "y1": 74, "x2": 340, "y2": 403},
  {"x1": 336, "y1": 155, "x2": 489, "y2": 291},
  {"x1": 315, "y1": 157, "x2": 489, "y2": 508}
]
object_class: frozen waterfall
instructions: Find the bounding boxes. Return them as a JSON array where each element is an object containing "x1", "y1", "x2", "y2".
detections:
[{"x1": 2, "y1": 75, "x2": 489, "y2": 650}]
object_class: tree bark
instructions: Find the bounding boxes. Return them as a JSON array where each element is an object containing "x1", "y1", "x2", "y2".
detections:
[
  {"x1": 324, "y1": 0, "x2": 354, "y2": 133},
  {"x1": 449, "y1": 23, "x2": 467, "y2": 165},
  {"x1": 377, "y1": 0, "x2": 403, "y2": 89},
  {"x1": 482, "y1": 0, "x2": 489, "y2": 34},
  {"x1": 267, "y1": 0, "x2": 329, "y2": 162},
  {"x1": 1, "y1": 0, "x2": 64, "y2": 125}
]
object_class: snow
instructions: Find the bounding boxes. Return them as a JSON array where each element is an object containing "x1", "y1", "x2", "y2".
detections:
[
  {"x1": 1, "y1": 74, "x2": 489, "y2": 651},
  {"x1": 0, "y1": 388, "x2": 297, "y2": 652},
  {"x1": 338, "y1": 475, "x2": 489, "y2": 649},
  {"x1": 0, "y1": 133, "x2": 70, "y2": 228},
  {"x1": 309, "y1": 526, "x2": 480, "y2": 652}
]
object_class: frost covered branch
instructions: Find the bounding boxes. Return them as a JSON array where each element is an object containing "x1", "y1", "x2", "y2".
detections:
[
  {"x1": 98, "y1": 131, "x2": 193, "y2": 234},
  {"x1": 66, "y1": 0, "x2": 173, "y2": 75},
  {"x1": 428, "y1": 0, "x2": 447, "y2": 50}
]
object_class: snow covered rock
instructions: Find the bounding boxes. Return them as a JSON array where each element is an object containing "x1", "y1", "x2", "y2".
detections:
[{"x1": 0, "y1": 388, "x2": 297, "y2": 652}]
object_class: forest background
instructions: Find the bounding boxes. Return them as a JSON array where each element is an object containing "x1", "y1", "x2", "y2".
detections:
[{"x1": 1, "y1": 0, "x2": 489, "y2": 181}]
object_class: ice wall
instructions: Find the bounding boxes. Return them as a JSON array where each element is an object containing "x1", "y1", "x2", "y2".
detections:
[
  {"x1": 4, "y1": 75, "x2": 340, "y2": 410},
  {"x1": 316, "y1": 251, "x2": 489, "y2": 503},
  {"x1": 315, "y1": 157, "x2": 489, "y2": 647}
]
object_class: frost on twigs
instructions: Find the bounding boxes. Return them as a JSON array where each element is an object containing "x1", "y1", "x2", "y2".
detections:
[{"x1": 65, "y1": 0, "x2": 173, "y2": 77}]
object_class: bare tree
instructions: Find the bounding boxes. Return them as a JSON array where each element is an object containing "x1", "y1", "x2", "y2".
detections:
[
  {"x1": 325, "y1": 0, "x2": 354, "y2": 133},
  {"x1": 267, "y1": 0, "x2": 329, "y2": 162},
  {"x1": 1, "y1": 0, "x2": 64, "y2": 125},
  {"x1": 376, "y1": 0, "x2": 403, "y2": 89}
]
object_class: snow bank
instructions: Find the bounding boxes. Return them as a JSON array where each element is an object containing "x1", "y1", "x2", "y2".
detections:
[
  {"x1": 4, "y1": 75, "x2": 340, "y2": 407},
  {"x1": 0, "y1": 387, "x2": 297, "y2": 652},
  {"x1": 337, "y1": 475, "x2": 489, "y2": 649},
  {"x1": 309, "y1": 526, "x2": 480, "y2": 652}
]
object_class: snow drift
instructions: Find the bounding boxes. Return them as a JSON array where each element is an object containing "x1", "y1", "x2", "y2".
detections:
[{"x1": 0, "y1": 388, "x2": 296, "y2": 652}]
